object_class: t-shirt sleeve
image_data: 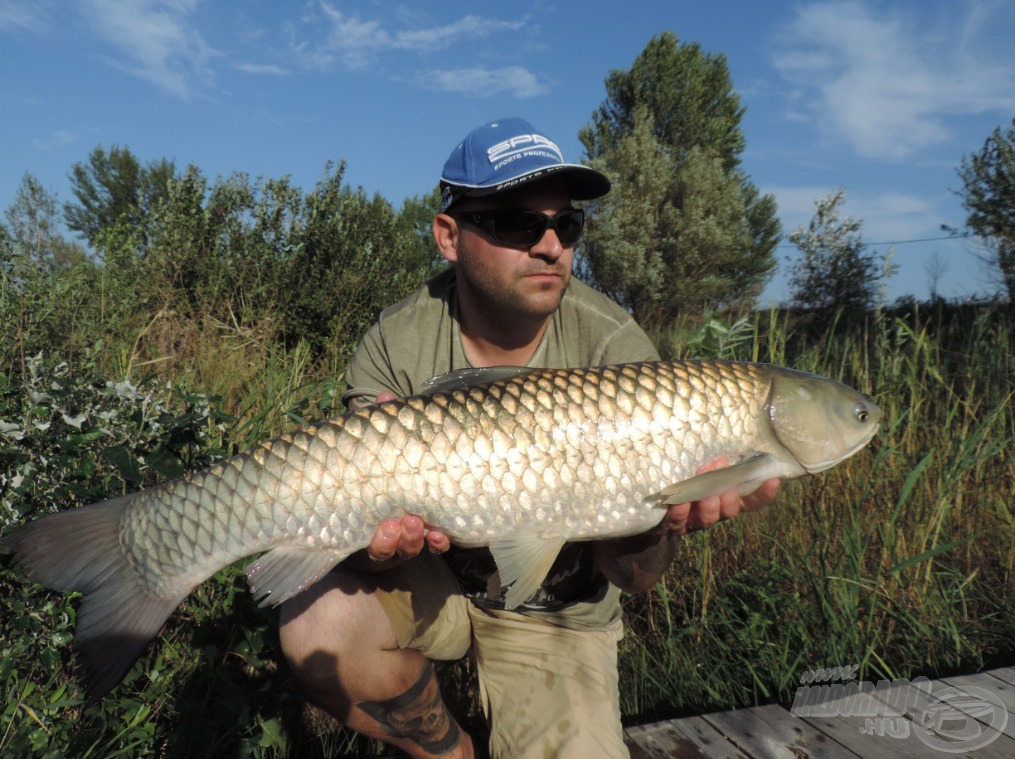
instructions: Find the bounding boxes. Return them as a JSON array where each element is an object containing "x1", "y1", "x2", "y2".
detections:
[{"x1": 342, "y1": 321, "x2": 406, "y2": 410}]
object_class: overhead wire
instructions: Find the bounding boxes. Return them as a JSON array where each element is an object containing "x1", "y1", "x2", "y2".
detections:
[{"x1": 775, "y1": 232, "x2": 974, "y2": 250}]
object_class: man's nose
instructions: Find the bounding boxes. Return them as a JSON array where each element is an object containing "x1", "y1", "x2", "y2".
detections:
[{"x1": 529, "y1": 227, "x2": 564, "y2": 260}]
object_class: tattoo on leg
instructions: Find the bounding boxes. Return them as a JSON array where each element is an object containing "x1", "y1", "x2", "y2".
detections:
[{"x1": 357, "y1": 659, "x2": 462, "y2": 755}]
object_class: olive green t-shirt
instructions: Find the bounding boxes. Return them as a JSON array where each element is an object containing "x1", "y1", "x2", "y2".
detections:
[{"x1": 343, "y1": 267, "x2": 660, "y2": 628}]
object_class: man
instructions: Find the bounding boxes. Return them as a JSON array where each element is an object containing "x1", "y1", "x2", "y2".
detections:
[{"x1": 279, "y1": 118, "x2": 779, "y2": 758}]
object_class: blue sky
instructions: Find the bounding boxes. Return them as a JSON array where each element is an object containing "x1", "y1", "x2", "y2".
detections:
[{"x1": 2, "y1": 0, "x2": 1014, "y2": 304}]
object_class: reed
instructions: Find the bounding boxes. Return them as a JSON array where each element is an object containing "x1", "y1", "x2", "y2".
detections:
[{"x1": 618, "y1": 304, "x2": 1014, "y2": 722}]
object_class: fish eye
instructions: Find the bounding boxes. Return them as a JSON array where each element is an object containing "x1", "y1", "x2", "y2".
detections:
[{"x1": 856, "y1": 408, "x2": 869, "y2": 423}]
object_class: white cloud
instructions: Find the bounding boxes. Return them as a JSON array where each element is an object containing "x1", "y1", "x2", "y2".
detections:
[
  {"x1": 418, "y1": 67, "x2": 549, "y2": 99},
  {"x1": 297, "y1": 4, "x2": 526, "y2": 71},
  {"x1": 80, "y1": 0, "x2": 215, "y2": 99},
  {"x1": 769, "y1": 185, "x2": 941, "y2": 244},
  {"x1": 0, "y1": 0, "x2": 48, "y2": 30},
  {"x1": 30, "y1": 130, "x2": 78, "y2": 150},
  {"x1": 233, "y1": 63, "x2": 288, "y2": 76},
  {"x1": 771, "y1": 1, "x2": 1015, "y2": 160},
  {"x1": 392, "y1": 16, "x2": 524, "y2": 51}
]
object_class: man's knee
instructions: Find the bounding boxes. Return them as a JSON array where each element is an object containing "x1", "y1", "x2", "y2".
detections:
[{"x1": 279, "y1": 571, "x2": 396, "y2": 690}]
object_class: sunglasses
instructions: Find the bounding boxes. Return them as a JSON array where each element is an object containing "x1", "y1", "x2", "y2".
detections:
[{"x1": 448, "y1": 208, "x2": 585, "y2": 248}]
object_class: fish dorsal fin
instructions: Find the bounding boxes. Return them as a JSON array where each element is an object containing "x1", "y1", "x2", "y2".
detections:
[
  {"x1": 246, "y1": 546, "x2": 350, "y2": 607},
  {"x1": 487, "y1": 535, "x2": 567, "y2": 610},
  {"x1": 652, "y1": 454, "x2": 783, "y2": 505},
  {"x1": 421, "y1": 366, "x2": 533, "y2": 394}
]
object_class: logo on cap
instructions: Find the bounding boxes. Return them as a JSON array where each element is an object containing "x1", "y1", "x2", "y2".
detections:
[{"x1": 487, "y1": 134, "x2": 564, "y2": 171}]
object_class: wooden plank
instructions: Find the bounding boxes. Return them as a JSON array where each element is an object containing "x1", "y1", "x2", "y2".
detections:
[
  {"x1": 745, "y1": 703, "x2": 862, "y2": 758},
  {"x1": 864, "y1": 677, "x2": 1015, "y2": 758},
  {"x1": 623, "y1": 732, "x2": 658, "y2": 759},
  {"x1": 940, "y1": 672, "x2": 1015, "y2": 740},
  {"x1": 625, "y1": 669, "x2": 1015, "y2": 758},
  {"x1": 624, "y1": 721, "x2": 714, "y2": 758},
  {"x1": 703, "y1": 703, "x2": 857, "y2": 758},
  {"x1": 793, "y1": 688, "x2": 950, "y2": 758},
  {"x1": 796, "y1": 712, "x2": 929, "y2": 759},
  {"x1": 985, "y1": 666, "x2": 1015, "y2": 687},
  {"x1": 661, "y1": 715, "x2": 753, "y2": 759}
]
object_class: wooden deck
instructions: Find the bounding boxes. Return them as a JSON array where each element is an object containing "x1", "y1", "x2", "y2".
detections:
[{"x1": 623, "y1": 667, "x2": 1015, "y2": 758}]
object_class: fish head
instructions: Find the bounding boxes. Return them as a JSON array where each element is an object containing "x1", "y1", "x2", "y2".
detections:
[{"x1": 766, "y1": 367, "x2": 883, "y2": 474}]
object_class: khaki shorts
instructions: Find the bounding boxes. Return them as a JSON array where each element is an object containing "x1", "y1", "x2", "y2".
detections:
[{"x1": 362, "y1": 551, "x2": 628, "y2": 759}]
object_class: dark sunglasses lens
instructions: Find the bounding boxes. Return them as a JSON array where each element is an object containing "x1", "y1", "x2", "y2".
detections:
[
  {"x1": 491, "y1": 210, "x2": 584, "y2": 246},
  {"x1": 494, "y1": 212, "x2": 545, "y2": 246},
  {"x1": 554, "y1": 211, "x2": 584, "y2": 245}
]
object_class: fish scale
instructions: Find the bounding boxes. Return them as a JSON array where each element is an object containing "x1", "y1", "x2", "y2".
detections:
[{"x1": 3, "y1": 359, "x2": 882, "y2": 701}]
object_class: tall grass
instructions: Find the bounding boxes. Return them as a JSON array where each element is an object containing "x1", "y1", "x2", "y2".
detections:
[
  {"x1": 619, "y1": 303, "x2": 1014, "y2": 720},
  {"x1": 2, "y1": 303, "x2": 1013, "y2": 756}
]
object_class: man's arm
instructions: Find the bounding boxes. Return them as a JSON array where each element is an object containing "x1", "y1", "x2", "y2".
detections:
[{"x1": 594, "y1": 459, "x2": 780, "y2": 594}]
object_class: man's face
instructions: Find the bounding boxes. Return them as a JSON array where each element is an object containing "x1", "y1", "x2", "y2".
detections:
[{"x1": 444, "y1": 177, "x2": 576, "y2": 323}]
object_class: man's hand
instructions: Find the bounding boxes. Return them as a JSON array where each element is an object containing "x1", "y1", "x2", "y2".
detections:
[
  {"x1": 595, "y1": 457, "x2": 781, "y2": 593},
  {"x1": 658, "y1": 456, "x2": 780, "y2": 536},
  {"x1": 361, "y1": 392, "x2": 451, "y2": 566},
  {"x1": 366, "y1": 513, "x2": 452, "y2": 562}
]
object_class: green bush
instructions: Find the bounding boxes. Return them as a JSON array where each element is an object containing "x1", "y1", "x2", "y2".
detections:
[{"x1": 0, "y1": 352, "x2": 377, "y2": 757}]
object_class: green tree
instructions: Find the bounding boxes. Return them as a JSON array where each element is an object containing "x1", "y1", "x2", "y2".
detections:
[
  {"x1": 788, "y1": 189, "x2": 893, "y2": 312},
  {"x1": 130, "y1": 162, "x2": 439, "y2": 361},
  {"x1": 581, "y1": 32, "x2": 745, "y2": 171},
  {"x1": 64, "y1": 145, "x2": 176, "y2": 248},
  {"x1": 4, "y1": 172, "x2": 88, "y2": 270},
  {"x1": 273, "y1": 164, "x2": 438, "y2": 359},
  {"x1": 953, "y1": 118, "x2": 1015, "y2": 301},
  {"x1": 578, "y1": 108, "x2": 758, "y2": 324},
  {"x1": 1, "y1": 175, "x2": 99, "y2": 375},
  {"x1": 578, "y1": 32, "x2": 779, "y2": 322},
  {"x1": 396, "y1": 188, "x2": 444, "y2": 273}
]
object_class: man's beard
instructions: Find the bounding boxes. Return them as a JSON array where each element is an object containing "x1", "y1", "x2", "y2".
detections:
[{"x1": 454, "y1": 239, "x2": 571, "y2": 324}]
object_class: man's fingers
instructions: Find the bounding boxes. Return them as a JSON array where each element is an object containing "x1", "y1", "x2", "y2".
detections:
[
  {"x1": 426, "y1": 530, "x2": 451, "y2": 554},
  {"x1": 398, "y1": 514, "x2": 425, "y2": 558},
  {"x1": 688, "y1": 494, "x2": 723, "y2": 530},
  {"x1": 367, "y1": 514, "x2": 450, "y2": 561},
  {"x1": 743, "y1": 478, "x2": 780, "y2": 511},
  {"x1": 658, "y1": 458, "x2": 782, "y2": 536},
  {"x1": 659, "y1": 501, "x2": 691, "y2": 535},
  {"x1": 368, "y1": 518, "x2": 403, "y2": 561}
]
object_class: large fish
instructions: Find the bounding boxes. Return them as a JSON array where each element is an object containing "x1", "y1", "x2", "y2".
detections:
[{"x1": 3, "y1": 360, "x2": 881, "y2": 699}]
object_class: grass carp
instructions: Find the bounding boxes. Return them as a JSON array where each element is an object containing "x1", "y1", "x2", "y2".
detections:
[{"x1": 3, "y1": 360, "x2": 882, "y2": 699}]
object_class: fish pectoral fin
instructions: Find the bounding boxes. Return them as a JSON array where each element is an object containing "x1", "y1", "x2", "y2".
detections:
[
  {"x1": 487, "y1": 536, "x2": 566, "y2": 610},
  {"x1": 653, "y1": 454, "x2": 780, "y2": 505},
  {"x1": 246, "y1": 546, "x2": 349, "y2": 608}
]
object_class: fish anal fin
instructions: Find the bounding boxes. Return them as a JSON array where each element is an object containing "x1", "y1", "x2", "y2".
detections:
[
  {"x1": 246, "y1": 546, "x2": 348, "y2": 607},
  {"x1": 487, "y1": 536, "x2": 566, "y2": 610},
  {"x1": 653, "y1": 454, "x2": 782, "y2": 505}
]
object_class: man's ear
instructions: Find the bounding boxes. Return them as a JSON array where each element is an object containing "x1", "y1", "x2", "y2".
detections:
[{"x1": 433, "y1": 214, "x2": 459, "y2": 263}]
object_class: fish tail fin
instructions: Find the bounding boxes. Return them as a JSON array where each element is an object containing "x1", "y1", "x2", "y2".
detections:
[{"x1": 2, "y1": 495, "x2": 185, "y2": 703}]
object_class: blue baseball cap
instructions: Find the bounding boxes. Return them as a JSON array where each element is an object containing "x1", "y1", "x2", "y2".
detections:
[{"x1": 439, "y1": 117, "x2": 611, "y2": 212}]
